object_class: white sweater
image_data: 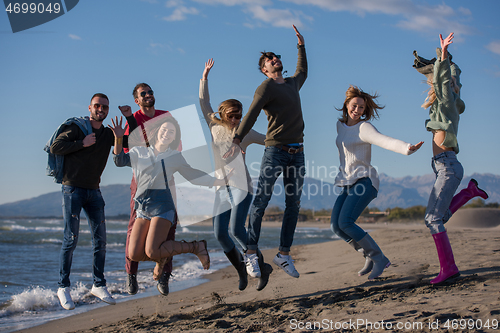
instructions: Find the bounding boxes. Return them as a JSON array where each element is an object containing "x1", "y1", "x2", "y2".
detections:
[
  {"x1": 335, "y1": 121, "x2": 413, "y2": 191},
  {"x1": 199, "y1": 79, "x2": 266, "y2": 192}
]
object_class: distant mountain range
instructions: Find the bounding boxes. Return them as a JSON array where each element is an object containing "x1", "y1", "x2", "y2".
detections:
[{"x1": 1, "y1": 173, "x2": 498, "y2": 218}]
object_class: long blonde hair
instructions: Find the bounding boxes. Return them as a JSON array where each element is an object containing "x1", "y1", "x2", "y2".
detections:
[
  {"x1": 422, "y1": 76, "x2": 460, "y2": 109},
  {"x1": 209, "y1": 99, "x2": 243, "y2": 130}
]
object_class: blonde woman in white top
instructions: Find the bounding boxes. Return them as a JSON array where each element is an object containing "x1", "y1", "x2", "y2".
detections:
[
  {"x1": 332, "y1": 85, "x2": 423, "y2": 280},
  {"x1": 200, "y1": 59, "x2": 272, "y2": 291}
]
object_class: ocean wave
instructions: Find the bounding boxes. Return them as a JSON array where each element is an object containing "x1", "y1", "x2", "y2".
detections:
[
  {"x1": 40, "y1": 238, "x2": 62, "y2": 244},
  {"x1": 6, "y1": 225, "x2": 63, "y2": 233},
  {"x1": 0, "y1": 286, "x2": 58, "y2": 316}
]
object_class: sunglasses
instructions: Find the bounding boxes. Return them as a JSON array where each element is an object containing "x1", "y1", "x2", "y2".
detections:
[
  {"x1": 226, "y1": 114, "x2": 242, "y2": 120},
  {"x1": 92, "y1": 103, "x2": 109, "y2": 111},
  {"x1": 140, "y1": 90, "x2": 154, "y2": 97},
  {"x1": 265, "y1": 54, "x2": 281, "y2": 60}
]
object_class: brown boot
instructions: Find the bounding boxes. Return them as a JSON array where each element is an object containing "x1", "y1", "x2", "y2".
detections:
[{"x1": 159, "y1": 239, "x2": 210, "y2": 270}]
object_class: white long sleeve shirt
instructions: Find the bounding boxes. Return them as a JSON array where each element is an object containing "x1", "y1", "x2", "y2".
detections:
[
  {"x1": 199, "y1": 79, "x2": 266, "y2": 192},
  {"x1": 335, "y1": 120, "x2": 414, "y2": 191}
]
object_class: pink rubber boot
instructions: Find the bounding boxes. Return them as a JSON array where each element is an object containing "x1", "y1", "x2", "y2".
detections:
[
  {"x1": 430, "y1": 231, "x2": 460, "y2": 284},
  {"x1": 449, "y1": 179, "x2": 488, "y2": 215}
]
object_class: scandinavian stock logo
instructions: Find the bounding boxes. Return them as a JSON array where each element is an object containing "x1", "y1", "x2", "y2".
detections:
[{"x1": 4, "y1": 0, "x2": 79, "y2": 33}]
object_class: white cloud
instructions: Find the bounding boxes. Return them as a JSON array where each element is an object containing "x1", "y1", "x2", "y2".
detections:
[
  {"x1": 68, "y1": 34, "x2": 81, "y2": 40},
  {"x1": 281, "y1": 0, "x2": 415, "y2": 16},
  {"x1": 396, "y1": 3, "x2": 473, "y2": 36},
  {"x1": 148, "y1": 41, "x2": 185, "y2": 55},
  {"x1": 158, "y1": 0, "x2": 475, "y2": 36},
  {"x1": 245, "y1": 5, "x2": 305, "y2": 28},
  {"x1": 163, "y1": 0, "x2": 199, "y2": 21},
  {"x1": 282, "y1": 0, "x2": 474, "y2": 36},
  {"x1": 193, "y1": 0, "x2": 270, "y2": 5},
  {"x1": 486, "y1": 41, "x2": 500, "y2": 56}
]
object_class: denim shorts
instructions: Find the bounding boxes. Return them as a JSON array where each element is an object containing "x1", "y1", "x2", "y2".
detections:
[{"x1": 136, "y1": 209, "x2": 176, "y2": 224}]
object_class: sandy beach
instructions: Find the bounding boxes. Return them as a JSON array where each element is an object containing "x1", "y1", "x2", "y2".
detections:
[{"x1": 20, "y1": 208, "x2": 500, "y2": 333}]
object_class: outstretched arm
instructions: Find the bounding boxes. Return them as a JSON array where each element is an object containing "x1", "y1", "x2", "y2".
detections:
[
  {"x1": 109, "y1": 116, "x2": 128, "y2": 155},
  {"x1": 440, "y1": 32, "x2": 454, "y2": 61},
  {"x1": 199, "y1": 59, "x2": 216, "y2": 126},
  {"x1": 359, "y1": 122, "x2": 423, "y2": 156},
  {"x1": 292, "y1": 24, "x2": 307, "y2": 86},
  {"x1": 293, "y1": 25, "x2": 304, "y2": 46},
  {"x1": 202, "y1": 58, "x2": 214, "y2": 80},
  {"x1": 434, "y1": 32, "x2": 457, "y2": 105}
]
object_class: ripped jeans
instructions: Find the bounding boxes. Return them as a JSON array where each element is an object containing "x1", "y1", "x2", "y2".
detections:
[
  {"x1": 59, "y1": 185, "x2": 107, "y2": 288},
  {"x1": 247, "y1": 146, "x2": 305, "y2": 252},
  {"x1": 425, "y1": 151, "x2": 464, "y2": 234}
]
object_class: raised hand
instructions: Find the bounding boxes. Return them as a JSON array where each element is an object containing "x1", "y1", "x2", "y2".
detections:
[
  {"x1": 118, "y1": 105, "x2": 132, "y2": 117},
  {"x1": 202, "y1": 58, "x2": 214, "y2": 80},
  {"x1": 439, "y1": 32, "x2": 454, "y2": 60},
  {"x1": 109, "y1": 116, "x2": 128, "y2": 138},
  {"x1": 293, "y1": 25, "x2": 304, "y2": 46}
]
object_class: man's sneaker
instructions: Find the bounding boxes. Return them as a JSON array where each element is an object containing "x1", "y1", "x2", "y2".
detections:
[
  {"x1": 244, "y1": 253, "x2": 261, "y2": 278},
  {"x1": 127, "y1": 273, "x2": 138, "y2": 295},
  {"x1": 57, "y1": 287, "x2": 75, "y2": 310},
  {"x1": 273, "y1": 253, "x2": 300, "y2": 278},
  {"x1": 157, "y1": 272, "x2": 171, "y2": 296},
  {"x1": 91, "y1": 285, "x2": 116, "y2": 305}
]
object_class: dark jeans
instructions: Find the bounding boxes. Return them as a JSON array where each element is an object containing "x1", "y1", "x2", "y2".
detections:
[
  {"x1": 59, "y1": 185, "x2": 106, "y2": 288},
  {"x1": 330, "y1": 177, "x2": 378, "y2": 243},
  {"x1": 247, "y1": 146, "x2": 305, "y2": 252}
]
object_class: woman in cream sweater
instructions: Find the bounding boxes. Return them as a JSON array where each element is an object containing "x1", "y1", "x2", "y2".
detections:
[
  {"x1": 200, "y1": 59, "x2": 272, "y2": 291},
  {"x1": 331, "y1": 85, "x2": 423, "y2": 280}
]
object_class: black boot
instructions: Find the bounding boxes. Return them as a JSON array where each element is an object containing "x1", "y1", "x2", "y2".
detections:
[
  {"x1": 225, "y1": 247, "x2": 248, "y2": 291},
  {"x1": 256, "y1": 249, "x2": 273, "y2": 291},
  {"x1": 157, "y1": 271, "x2": 171, "y2": 296},
  {"x1": 127, "y1": 273, "x2": 138, "y2": 295}
]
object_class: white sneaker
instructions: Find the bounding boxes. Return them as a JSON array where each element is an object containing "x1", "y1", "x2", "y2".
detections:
[
  {"x1": 57, "y1": 287, "x2": 75, "y2": 310},
  {"x1": 244, "y1": 253, "x2": 261, "y2": 278},
  {"x1": 273, "y1": 253, "x2": 300, "y2": 278},
  {"x1": 91, "y1": 285, "x2": 116, "y2": 305}
]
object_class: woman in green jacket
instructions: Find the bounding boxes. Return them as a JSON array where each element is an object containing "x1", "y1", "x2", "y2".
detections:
[{"x1": 415, "y1": 32, "x2": 488, "y2": 284}]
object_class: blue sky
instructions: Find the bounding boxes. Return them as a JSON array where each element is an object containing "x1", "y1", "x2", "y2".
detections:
[{"x1": 1, "y1": 0, "x2": 499, "y2": 205}]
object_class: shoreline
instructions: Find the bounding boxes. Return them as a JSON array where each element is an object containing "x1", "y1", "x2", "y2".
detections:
[{"x1": 18, "y1": 209, "x2": 500, "y2": 332}]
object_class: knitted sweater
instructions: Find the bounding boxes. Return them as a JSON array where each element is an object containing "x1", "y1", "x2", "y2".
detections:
[
  {"x1": 425, "y1": 57, "x2": 465, "y2": 153},
  {"x1": 234, "y1": 44, "x2": 307, "y2": 146},
  {"x1": 199, "y1": 79, "x2": 265, "y2": 192},
  {"x1": 335, "y1": 121, "x2": 414, "y2": 191}
]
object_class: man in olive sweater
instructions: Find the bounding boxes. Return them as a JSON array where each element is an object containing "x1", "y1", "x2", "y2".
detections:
[
  {"x1": 50, "y1": 93, "x2": 132, "y2": 310},
  {"x1": 226, "y1": 25, "x2": 307, "y2": 281}
]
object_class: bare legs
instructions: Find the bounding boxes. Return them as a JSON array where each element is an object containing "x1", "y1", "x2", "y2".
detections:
[{"x1": 128, "y1": 217, "x2": 210, "y2": 280}]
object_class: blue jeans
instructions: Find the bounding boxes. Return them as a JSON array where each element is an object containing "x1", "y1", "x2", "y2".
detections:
[
  {"x1": 247, "y1": 146, "x2": 306, "y2": 252},
  {"x1": 330, "y1": 177, "x2": 378, "y2": 243},
  {"x1": 425, "y1": 151, "x2": 463, "y2": 234},
  {"x1": 213, "y1": 187, "x2": 253, "y2": 253},
  {"x1": 59, "y1": 185, "x2": 107, "y2": 288}
]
